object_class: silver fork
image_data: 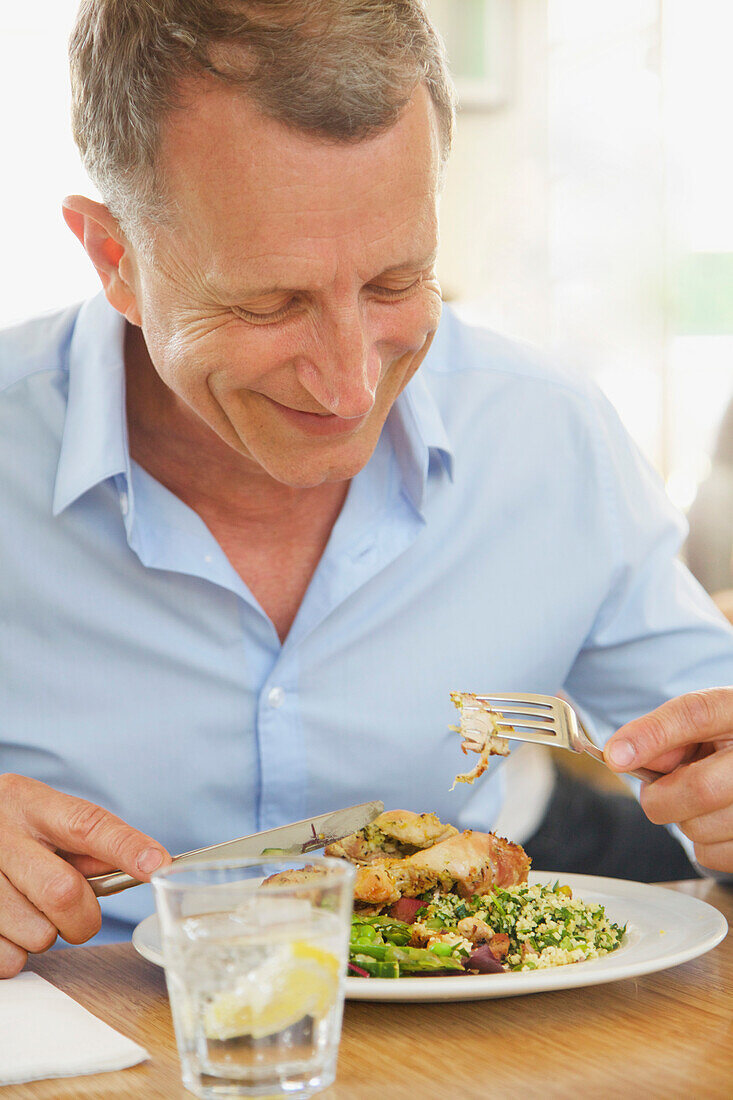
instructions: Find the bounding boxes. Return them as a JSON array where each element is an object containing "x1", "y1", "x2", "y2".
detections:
[{"x1": 462, "y1": 693, "x2": 661, "y2": 783}]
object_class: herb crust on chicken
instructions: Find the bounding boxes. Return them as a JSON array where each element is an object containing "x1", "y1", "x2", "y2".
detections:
[{"x1": 325, "y1": 809, "x2": 530, "y2": 913}]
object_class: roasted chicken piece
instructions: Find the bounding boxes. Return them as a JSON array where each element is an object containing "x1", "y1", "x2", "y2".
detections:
[
  {"x1": 261, "y1": 866, "x2": 329, "y2": 888},
  {"x1": 398, "y1": 829, "x2": 526, "y2": 899},
  {"x1": 449, "y1": 691, "x2": 512, "y2": 788},
  {"x1": 348, "y1": 826, "x2": 530, "y2": 906},
  {"x1": 325, "y1": 809, "x2": 458, "y2": 864},
  {"x1": 265, "y1": 809, "x2": 528, "y2": 914},
  {"x1": 353, "y1": 863, "x2": 402, "y2": 906},
  {"x1": 375, "y1": 809, "x2": 458, "y2": 848},
  {"x1": 456, "y1": 915, "x2": 495, "y2": 944}
]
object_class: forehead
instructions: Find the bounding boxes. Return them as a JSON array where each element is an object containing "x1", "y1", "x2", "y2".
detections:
[{"x1": 157, "y1": 81, "x2": 441, "y2": 287}]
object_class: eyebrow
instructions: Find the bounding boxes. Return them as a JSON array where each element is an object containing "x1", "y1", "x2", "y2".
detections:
[{"x1": 207, "y1": 251, "x2": 438, "y2": 302}]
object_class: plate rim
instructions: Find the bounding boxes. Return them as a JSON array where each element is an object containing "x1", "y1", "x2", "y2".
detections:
[{"x1": 131, "y1": 870, "x2": 728, "y2": 1003}]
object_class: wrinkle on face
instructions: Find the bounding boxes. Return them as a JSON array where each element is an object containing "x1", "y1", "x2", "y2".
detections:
[{"x1": 127, "y1": 83, "x2": 444, "y2": 489}]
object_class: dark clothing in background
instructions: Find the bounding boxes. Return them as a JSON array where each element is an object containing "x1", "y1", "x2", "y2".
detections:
[{"x1": 524, "y1": 765, "x2": 700, "y2": 882}]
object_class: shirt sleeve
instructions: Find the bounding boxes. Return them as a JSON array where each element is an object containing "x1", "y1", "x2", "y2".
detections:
[
  {"x1": 564, "y1": 387, "x2": 733, "y2": 739},
  {"x1": 562, "y1": 390, "x2": 733, "y2": 877}
]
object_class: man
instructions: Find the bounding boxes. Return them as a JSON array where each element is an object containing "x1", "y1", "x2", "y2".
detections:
[{"x1": 1, "y1": 0, "x2": 732, "y2": 979}]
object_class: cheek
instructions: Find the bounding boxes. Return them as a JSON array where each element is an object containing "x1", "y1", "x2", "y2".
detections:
[
  {"x1": 372, "y1": 292, "x2": 443, "y2": 359},
  {"x1": 145, "y1": 310, "x2": 269, "y2": 397}
]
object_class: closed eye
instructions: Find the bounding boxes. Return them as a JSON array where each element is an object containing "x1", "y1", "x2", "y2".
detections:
[
  {"x1": 368, "y1": 278, "x2": 423, "y2": 301},
  {"x1": 232, "y1": 276, "x2": 426, "y2": 323},
  {"x1": 232, "y1": 299, "x2": 299, "y2": 325}
]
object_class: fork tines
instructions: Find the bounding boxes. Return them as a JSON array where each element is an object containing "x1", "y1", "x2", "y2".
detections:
[{"x1": 466, "y1": 694, "x2": 562, "y2": 742}]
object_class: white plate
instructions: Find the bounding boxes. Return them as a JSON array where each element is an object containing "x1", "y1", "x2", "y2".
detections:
[{"x1": 132, "y1": 871, "x2": 727, "y2": 1003}]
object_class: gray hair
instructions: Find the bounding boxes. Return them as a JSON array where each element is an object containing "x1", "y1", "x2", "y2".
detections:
[{"x1": 69, "y1": 0, "x2": 456, "y2": 238}]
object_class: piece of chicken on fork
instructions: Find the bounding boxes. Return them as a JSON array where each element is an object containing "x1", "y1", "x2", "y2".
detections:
[{"x1": 449, "y1": 691, "x2": 512, "y2": 788}]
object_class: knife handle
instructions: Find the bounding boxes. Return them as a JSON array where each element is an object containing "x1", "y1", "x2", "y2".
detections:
[{"x1": 87, "y1": 869, "x2": 143, "y2": 897}]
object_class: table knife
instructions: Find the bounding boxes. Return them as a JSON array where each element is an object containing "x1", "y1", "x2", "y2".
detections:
[{"x1": 87, "y1": 800, "x2": 383, "y2": 897}]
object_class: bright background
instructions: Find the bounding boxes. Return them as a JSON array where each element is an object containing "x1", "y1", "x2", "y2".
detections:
[{"x1": 3, "y1": 1, "x2": 733, "y2": 524}]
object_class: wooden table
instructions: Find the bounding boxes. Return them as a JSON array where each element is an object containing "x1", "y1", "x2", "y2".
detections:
[{"x1": 7, "y1": 880, "x2": 731, "y2": 1099}]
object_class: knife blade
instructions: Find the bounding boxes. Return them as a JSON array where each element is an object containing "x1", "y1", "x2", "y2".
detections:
[{"x1": 87, "y1": 800, "x2": 383, "y2": 897}]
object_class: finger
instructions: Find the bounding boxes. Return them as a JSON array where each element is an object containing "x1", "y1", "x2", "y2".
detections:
[
  {"x1": 11, "y1": 776, "x2": 170, "y2": 880},
  {"x1": 640, "y1": 747, "x2": 733, "y2": 824},
  {"x1": 0, "y1": 869, "x2": 57, "y2": 954},
  {"x1": 679, "y1": 804, "x2": 733, "y2": 846},
  {"x1": 2, "y1": 830, "x2": 103, "y2": 945},
  {"x1": 61, "y1": 852, "x2": 118, "y2": 877},
  {"x1": 692, "y1": 838, "x2": 733, "y2": 873},
  {"x1": 0, "y1": 934, "x2": 28, "y2": 979},
  {"x1": 604, "y1": 689, "x2": 733, "y2": 772},
  {"x1": 641, "y1": 747, "x2": 693, "y2": 774},
  {"x1": 643, "y1": 741, "x2": 717, "y2": 775}
]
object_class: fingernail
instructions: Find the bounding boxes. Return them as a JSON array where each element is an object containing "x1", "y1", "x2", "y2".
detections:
[
  {"x1": 137, "y1": 847, "x2": 164, "y2": 874},
  {"x1": 608, "y1": 740, "x2": 636, "y2": 767}
]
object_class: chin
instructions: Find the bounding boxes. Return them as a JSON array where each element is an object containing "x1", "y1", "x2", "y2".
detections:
[
  {"x1": 264, "y1": 458, "x2": 365, "y2": 490},
  {"x1": 256, "y1": 438, "x2": 379, "y2": 489}
]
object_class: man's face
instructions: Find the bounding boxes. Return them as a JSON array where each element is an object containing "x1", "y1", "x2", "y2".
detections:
[{"x1": 129, "y1": 83, "x2": 443, "y2": 488}]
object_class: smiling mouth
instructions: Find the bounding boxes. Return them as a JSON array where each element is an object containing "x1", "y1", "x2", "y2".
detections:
[
  {"x1": 271, "y1": 397, "x2": 335, "y2": 417},
  {"x1": 286, "y1": 406, "x2": 333, "y2": 417},
  {"x1": 266, "y1": 396, "x2": 370, "y2": 436}
]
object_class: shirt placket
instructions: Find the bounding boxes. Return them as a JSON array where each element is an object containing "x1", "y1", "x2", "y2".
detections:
[
  {"x1": 253, "y1": 434, "x2": 429, "y2": 829},
  {"x1": 254, "y1": 650, "x2": 308, "y2": 831}
]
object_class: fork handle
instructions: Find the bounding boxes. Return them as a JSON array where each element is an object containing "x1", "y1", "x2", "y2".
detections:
[
  {"x1": 580, "y1": 741, "x2": 662, "y2": 784},
  {"x1": 87, "y1": 870, "x2": 143, "y2": 897}
]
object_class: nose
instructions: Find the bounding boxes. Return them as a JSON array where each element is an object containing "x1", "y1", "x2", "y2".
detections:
[{"x1": 296, "y1": 306, "x2": 380, "y2": 418}]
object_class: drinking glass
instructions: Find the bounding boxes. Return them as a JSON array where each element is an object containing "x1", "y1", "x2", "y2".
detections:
[{"x1": 152, "y1": 856, "x2": 355, "y2": 1099}]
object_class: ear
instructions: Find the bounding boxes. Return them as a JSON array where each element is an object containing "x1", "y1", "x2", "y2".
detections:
[{"x1": 62, "y1": 196, "x2": 142, "y2": 326}]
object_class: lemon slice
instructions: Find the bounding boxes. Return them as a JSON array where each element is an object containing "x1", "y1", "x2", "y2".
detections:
[{"x1": 203, "y1": 940, "x2": 340, "y2": 1041}]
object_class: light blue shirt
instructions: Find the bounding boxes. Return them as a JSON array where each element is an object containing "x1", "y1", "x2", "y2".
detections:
[{"x1": 2, "y1": 293, "x2": 733, "y2": 943}]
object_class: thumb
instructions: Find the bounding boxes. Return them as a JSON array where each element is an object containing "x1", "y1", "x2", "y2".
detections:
[{"x1": 604, "y1": 689, "x2": 731, "y2": 774}]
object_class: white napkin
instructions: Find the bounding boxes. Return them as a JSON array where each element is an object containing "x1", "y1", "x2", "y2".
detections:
[{"x1": 0, "y1": 971, "x2": 149, "y2": 1085}]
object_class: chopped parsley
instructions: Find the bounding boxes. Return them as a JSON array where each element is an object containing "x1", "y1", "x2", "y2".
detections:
[{"x1": 350, "y1": 882, "x2": 625, "y2": 977}]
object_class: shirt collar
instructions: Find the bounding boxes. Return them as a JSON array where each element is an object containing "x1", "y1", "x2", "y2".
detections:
[
  {"x1": 52, "y1": 293, "x2": 455, "y2": 517},
  {"x1": 388, "y1": 320, "x2": 455, "y2": 512},
  {"x1": 53, "y1": 293, "x2": 130, "y2": 516}
]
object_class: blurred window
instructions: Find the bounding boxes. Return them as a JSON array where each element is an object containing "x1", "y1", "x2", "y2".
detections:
[
  {"x1": 1, "y1": 5, "x2": 99, "y2": 326},
  {"x1": 436, "y1": 0, "x2": 733, "y2": 505},
  {"x1": 429, "y1": 0, "x2": 514, "y2": 109}
]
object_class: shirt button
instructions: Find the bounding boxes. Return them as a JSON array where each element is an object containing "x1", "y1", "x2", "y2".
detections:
[
  {"x1": 119, "y1": 491, "x2": 129, "y2": 516},
  {"x1": 267, "y1": 686, "x2": 285, "y2": 709}
]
